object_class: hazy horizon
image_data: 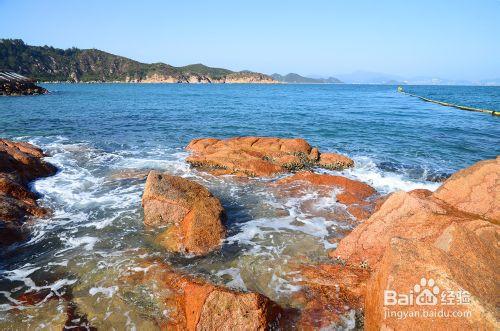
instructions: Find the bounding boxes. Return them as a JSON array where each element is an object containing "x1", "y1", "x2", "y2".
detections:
[{"x1": 1, "y1": 0, "x2": 499, "y2": 81}]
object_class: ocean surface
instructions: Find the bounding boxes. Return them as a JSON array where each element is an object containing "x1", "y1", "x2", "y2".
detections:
[{"x1": 1, "y1": 83, "x2": 499, "y2": 328}]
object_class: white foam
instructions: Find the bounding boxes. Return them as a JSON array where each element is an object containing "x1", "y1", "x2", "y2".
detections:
[
  {"x1": 339, "y1": 156, "x2": 441, "y2": 193},
  {"x1": 65, "y1": 236, "x2": 99, "y2": 251},
  {"x1": 215, "y1": 268, "x2": 247, "y2": 290},
  {"x1": 269, "y1": 273, "x2": 302, "y2": 294},
  {"x1": 2, "y1": 264, "x2": 77, "y2": 301},
  {"x1": 89, "y1": 286, "x2": 119, "y2": 298}
]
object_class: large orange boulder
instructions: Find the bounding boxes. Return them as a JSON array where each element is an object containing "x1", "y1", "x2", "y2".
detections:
[
  {"x1": 125, "y1": 261, "x2": 282, "y2": 330},
  {"x1": 323, "y1": 157, "x2": 499, "y2": 329},
  {"x1": 330, "y1": 189, "x2": 475, "y2": 268},
  {"x1": 365, "y1": 221, "x2": 498, "y2": 330},
  {"x1": 186, "y1": 137, "x2": 354, "y2": 177},
  {"x1": 433, "y1": 156, "x2": 499, "y2": 222},
  {"x1": 142, "y1": 171, "x2": 226, "y2": 255},
  {"x1": 0, "y1": 139, "x2": 57, "y2": 245}
]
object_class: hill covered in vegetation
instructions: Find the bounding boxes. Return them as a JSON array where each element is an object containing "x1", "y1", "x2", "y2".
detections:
[{"x1": 0, "y1": 39, "x2": 276, "y2": 83}]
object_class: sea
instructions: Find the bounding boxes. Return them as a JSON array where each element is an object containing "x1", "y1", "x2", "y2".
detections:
[{"x1": 1, "y1": 83, "x2": 499, "y2": 328}]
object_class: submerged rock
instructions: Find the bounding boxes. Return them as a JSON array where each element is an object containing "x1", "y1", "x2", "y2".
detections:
[
  {"x1": 276, "y1": 171, "x2": 379, "y2": 221},
  {"x1": 186, "y1": 137, "x2": 354, "y2": 177},
  {"x1": 295, "y1": 264, "x2": 369, "y2": 330},
  {"x1": 142, "y1": 171, "x2": 226, "y2": 255},
  {"x1": 0, "y1": 139, "x2": 57, "y2": 245}
]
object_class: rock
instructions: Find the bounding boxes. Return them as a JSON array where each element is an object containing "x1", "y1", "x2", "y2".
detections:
[
  {"x1": 0, "y1": 71, "x2": 47, "y2": 96},
  {"x1": 186, "y1": 137, "x2": 354, "y2": 177},
  {"x1": 323, "y1": 157, "x2": 499, "y2": 329},
  {"x1": 295, "y1": 264, "x2": 369, "y2": 329},
  {"x1": 308, "y1": 147, "x2": 320, "y2": 162},
  {"x1": 365, "y1": 223, "x2": 498, "y2": 330},
  {"x1": 276, "y1": 171, "x2": 378, "y2": 221},
  {"x1": 0, "y1": 139, "x2": 57, "y2": 183},
  {"x1": 124, "y1": 261, "x2": 283, "y2": 330},
  {"x1": 107, "y1": 169, "x2": 150, "y2": 181},
  {"x1": 330, "y1": 189, "x2": 474, "y2": 268},
  {"x1": 142, "y1": 171, "x2": 226, "y2": 255},
  {"x1": 0, "y1": 139, "x2": 56, "y2": 245},
  {"x1": 433, "y1": 157, "x2": 499, "y2": 222},
  {"x1": 318, "y1": 152, "x2": 355, "y2": 170}
]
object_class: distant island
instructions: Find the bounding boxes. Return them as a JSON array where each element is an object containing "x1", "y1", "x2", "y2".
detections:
[
  {"x1": 271, "y1": 73, "x2": 343, "y2": 84},
  {"x1": 0, "y1": 39, "x2": 276, "y2": 84}
]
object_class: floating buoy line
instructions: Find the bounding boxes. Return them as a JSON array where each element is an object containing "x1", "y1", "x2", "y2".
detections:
[{"x1": 397, "y1": 86, "x2": 499, "y2": 116}]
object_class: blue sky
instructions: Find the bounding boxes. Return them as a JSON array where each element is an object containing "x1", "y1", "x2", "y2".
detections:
[{"x1": 1, "y1": 0, "x2": 499, "y2": 80}]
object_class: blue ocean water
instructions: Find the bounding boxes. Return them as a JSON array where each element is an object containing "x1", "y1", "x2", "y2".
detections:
[
  {"x1": 1, "y1": 83, "x2": 499, "y2": 178},
  {"x1": 0, "y1": 84, "x2": 499, "y2": 328}
]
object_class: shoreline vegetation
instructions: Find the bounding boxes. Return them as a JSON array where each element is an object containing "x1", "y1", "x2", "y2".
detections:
[{"x1": 1, "y1": 136, "x2": 498, "y2": 329}]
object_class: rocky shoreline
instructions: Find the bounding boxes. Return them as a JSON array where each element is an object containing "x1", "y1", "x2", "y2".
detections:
[
  {"x1": 0, "y1": 71, "x2": 47, "y2": 96},
  {"x1": 1, "y1": 136, "x2": 498, "y2": 330},
  {"x1": 0, "y1": 140, "x2": 57, "y2": 245}
]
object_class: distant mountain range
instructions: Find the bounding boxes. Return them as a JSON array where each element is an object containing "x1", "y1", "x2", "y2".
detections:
[
  {"x1": 271, "y1": 73, "x2": 343, "y2": 84},
  {"x1": 333, "y1": 70, "x2": 500, "y2": 86},
  {"x1": 0, "y1": 39, "x2": 276, "y2": 83}
]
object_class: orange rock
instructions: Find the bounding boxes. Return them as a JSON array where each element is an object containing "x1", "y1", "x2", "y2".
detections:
[
  {"x1": 0, "y1": 139, "x2": 57, "y2": 183},
  {"x1": 308, "y1": 147, "x2": 320, "y2": 162},
  {"x1": 186, "y1": 137, "x2": 353, "y2": 177},
  {"x1": 296, "y1": 264, "x2": 369, "y2": 330},
  {"x1": 433, "y1": 156, "x2": 499, "y2": 222},
  {"x1": 365, "y1": 222, "x2": 498, "y2": 330},
  {"x1": 318, "y1": 152, "x2": 355, "y2": 170},
  {"x1": 0, "y1": 139, "x2": 56, "y2": 245},
  {"x1": 125, "y1": 261, "x2": 282, "y2": 330},
  {"x1": 322, "y1": 157, "x2": 500, "y2": 329},
  {"x1": 331, "y1": 189, "x2": 476, "y2": 268},
  {"x1": 142, "y1": 171, "x2": 226, "y2": 255},
  {"x1": 276, "y1": 171, "x2": 378, "y2": 221}
]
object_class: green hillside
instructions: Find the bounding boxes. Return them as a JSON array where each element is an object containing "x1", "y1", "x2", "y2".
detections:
[{"x1": 0, "y1": 39, "x2": 273, "y2": 83}]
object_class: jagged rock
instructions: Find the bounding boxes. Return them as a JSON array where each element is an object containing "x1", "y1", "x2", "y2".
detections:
[{"x1": 142, "y1": 171, "x2": 226, "y2": 255}]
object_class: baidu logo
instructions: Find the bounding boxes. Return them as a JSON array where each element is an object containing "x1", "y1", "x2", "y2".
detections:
[
  {"x1": 414, "y1": 277, "x2": 440, "y2": 305},
  {"x1": 384, "y1": 277, "x2": 470, "y2": 307}
]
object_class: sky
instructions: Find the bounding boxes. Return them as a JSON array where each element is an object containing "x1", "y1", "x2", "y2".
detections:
[{"x1": 1, "y1": 0, "x2": 499, "y2": 81}]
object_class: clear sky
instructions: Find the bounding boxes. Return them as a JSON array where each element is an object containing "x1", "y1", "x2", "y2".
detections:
[{"x1": 1, "y1": 0, "x2": 499, "y2": 80}]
